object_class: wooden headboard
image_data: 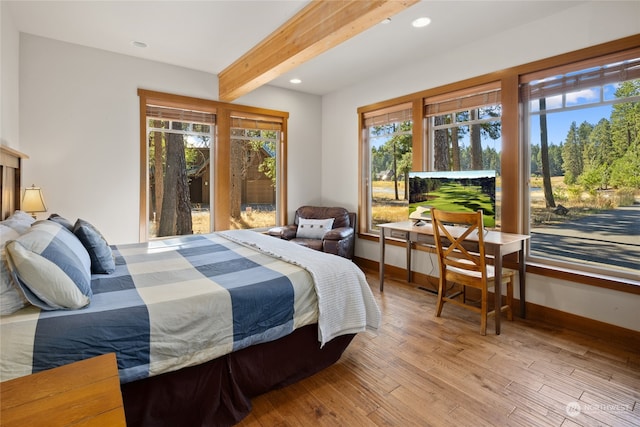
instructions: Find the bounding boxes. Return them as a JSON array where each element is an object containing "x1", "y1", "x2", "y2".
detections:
[{"x1": 0, "y1": 145, "x2": 29, "y2": 220}]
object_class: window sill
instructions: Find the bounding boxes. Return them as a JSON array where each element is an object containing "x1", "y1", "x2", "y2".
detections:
[
  {"x1": 525, "y1": 262, "x2": 639, "y2": 295},
  {"x1": 361, "y1": 231, "x2": 640, "y2": 295}
]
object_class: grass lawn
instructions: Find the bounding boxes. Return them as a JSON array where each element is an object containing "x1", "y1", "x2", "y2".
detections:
[{"x1": 409, "y1": 182, "x2": 495, "y2": 227}]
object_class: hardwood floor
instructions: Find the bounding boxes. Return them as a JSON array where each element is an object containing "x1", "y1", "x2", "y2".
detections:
[{"x1": 237, "y1": 271, "x2": 640, "y2": 427}]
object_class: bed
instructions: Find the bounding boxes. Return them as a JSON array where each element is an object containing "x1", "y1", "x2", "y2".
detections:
[{"x1": 0, "y1": 147, "x2": 381, "y2": 426}]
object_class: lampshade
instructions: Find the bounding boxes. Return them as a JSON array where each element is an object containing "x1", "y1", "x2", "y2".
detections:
[{"x1": 22, "y1": 185, "x2": 47, "y2": 218}]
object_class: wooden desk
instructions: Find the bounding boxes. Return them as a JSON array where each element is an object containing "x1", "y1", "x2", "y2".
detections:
[
  {"x1": 379, "y1": 221, "x2": 529, "y2": 334},
  {"x1": 0, "y1": 353, "x2": 126, "y2": 427}
]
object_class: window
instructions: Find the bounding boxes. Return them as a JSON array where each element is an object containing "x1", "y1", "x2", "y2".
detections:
[
  {"x1": 138, "y1": 90, "x2": 288, "y2": 241},
  {"x1": 146, "y1": 105, "x2": 215, "y2": 238},
  {"x1": 361, "y1": 104, "x2": 413, "y2": 233},
  {"x1": 521, "y1": 49, "x2": 640, "y2": 279},
  {"x1": 229, "y1": 114, "x2": 282, "y2": 230},
  {"x1": 424, "y1": 83, "x2": 503, "y2": 228},
  {"x1": 358, "y1": 36, "x2": 639, "y2": 289}
]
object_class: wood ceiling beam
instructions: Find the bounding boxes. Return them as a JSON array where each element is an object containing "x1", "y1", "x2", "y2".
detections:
[{"x1": 218, "y1": 0, "x2": 420, "y2": 102}]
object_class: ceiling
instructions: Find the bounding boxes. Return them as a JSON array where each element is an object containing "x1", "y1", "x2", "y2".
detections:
[{"x1": 6, "y1": 0, "x2": 585, "y2": 96}]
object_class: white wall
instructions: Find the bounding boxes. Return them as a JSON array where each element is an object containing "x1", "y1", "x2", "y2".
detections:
[
  {"x1": 321, "y1": 1, "x2": 640, "y2": 331},
  {"x1": 1, "y1": 1, "x2": 20, "y2": 148},
  {"x1": 18, "y1": 34, "x2": 323, "y2": 244}
]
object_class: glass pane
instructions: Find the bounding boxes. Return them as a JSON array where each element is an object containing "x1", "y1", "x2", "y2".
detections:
[
  {"x1": 429, "y1": 104, "x2": 502, "y2": 228},
  {"x1": 565, "y1": 87, "x2": 602, "y2": 107},
  {"x1": 229, "y1": 127, "x2": 278, "y2": 230},
  {"x1": 369, "y1": 121, "x2": 413, "y2": 231},
  {"x1": 148, "y1": 118, "x2": 213, "y2": 239},
  {"x1": 526, "y1": 74, "x2": 640, "y2": 276}
]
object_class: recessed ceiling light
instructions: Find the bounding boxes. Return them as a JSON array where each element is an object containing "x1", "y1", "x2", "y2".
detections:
[
  {"x1": 290, "y1": 78, "x2": 302, "y2": 84},
  {"x1": 412, "y1": 17, "x2": 431, "y2": 28},
  {"x1": 381, "y1": 18, "x2": 391, "y2": 24},
  {"x1": 131, "y1": 41, "x2": 148, "y2": 48}
]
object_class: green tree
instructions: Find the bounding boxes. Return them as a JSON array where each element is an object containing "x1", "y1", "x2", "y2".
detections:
[
  {"x1": 371, "y1": 145, "x2": 392, "y2": 180},
  {"x1": 482, "y1": 147, "x2": 500, "y2": 172},
  {"x1": 610, "y1": 149, "x2": 640, "y2": 188},
  {"x1": 608, "y1": 80, "x2": 640, "y2": 190},
  {"x1": 371, "y1": 121, "x2": 412, "y2": 200},
  {"x1": 549, "y1": 144, "x2": 564, "y2": 176},
  {"x1": 389, "y1": 129, "x2": 412, "y2": 200},
  {"x1": 398, "y1": 150, "x2": 413, "y2": 200},
  {"x1": 249, "y1": 131, "x2": 277, "y2": 186},
  {"x1": 450, "y1": 107, "x2": 501, "y2": 171},
  {"x1": 584, "y1": 119, "x2": 612, "y2": 167},
  {"x1": 581, "y1": 118, "x2": 612, "y2": 189},
  {"x1": 530, "y1": 144, "x2": 540, "y2": 176},
  {"x1": 579, "y1": 164, "x2": 608, "y2": 193},
  {"x1": 562, "y1": 121, "x2": 590, "y2": 185},
  {"x1": 532, "y1": 142, "x2": 563, "y2": 177},
  {"x1": 610, "y1": 80, "x2": 640, "y2": 159}
]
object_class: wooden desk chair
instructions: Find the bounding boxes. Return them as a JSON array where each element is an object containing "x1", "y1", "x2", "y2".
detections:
[{"x1": 430, "y1": 208, "x2": 514, "y2": 335}]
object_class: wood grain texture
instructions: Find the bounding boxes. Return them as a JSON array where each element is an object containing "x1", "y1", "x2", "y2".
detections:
[
  {"x1": 0, "y1": 353, "x2": 126, "y2": 427},
  {"x1": 238, "y1": 271, "x2": 640, "y2": 426},
  {"x1": 218, "y1": 0, "x2": 420, "y2": 101}
]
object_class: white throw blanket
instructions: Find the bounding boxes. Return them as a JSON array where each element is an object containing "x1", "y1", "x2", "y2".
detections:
[{"x1": 220, "y1": 230, "x2": 381, "y2": 346}]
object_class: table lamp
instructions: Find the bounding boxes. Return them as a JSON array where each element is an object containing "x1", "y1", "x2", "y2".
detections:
[{"x1": 22, "y1": 185, "x2": 47, "y2": 219}]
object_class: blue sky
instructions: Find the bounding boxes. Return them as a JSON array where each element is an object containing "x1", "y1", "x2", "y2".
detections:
[
  {"x1": 528, "y1": 105, "x2": 613, "y2": 147},
  {"x1": 526, "y1": 82, "x2": 619, "y2": 146}
]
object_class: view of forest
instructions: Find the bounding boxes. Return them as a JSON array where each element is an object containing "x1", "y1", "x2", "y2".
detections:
[
  {"x1": 369, "y1": 107, "x2": 504, "y2": 228},
  {"x1": 148, "y1": 119, "x2": 278, "y2": 238},
  {"x1": 528, "y1": 80, "x2": 639, "y2": 224},
  {"x1": 369, "y1": 80, "x2": 640, "y2": 234}
]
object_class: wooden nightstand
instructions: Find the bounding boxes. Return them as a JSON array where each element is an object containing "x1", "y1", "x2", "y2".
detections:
[{"x1": 0, "y1": 353, "x2": 126, "y2": 426}]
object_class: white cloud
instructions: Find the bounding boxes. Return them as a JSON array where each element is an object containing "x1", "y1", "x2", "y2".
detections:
[{"x1": 566, "y1": 88, "x2": 599, "y2": 105}]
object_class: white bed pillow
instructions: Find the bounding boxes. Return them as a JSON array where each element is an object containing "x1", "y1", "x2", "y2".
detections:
[
  {"x1": 0, "y1": 224, "x2": 29, "y2": 315},
  {"x1": 296, "y1": 218, "x2": 334, "y2": 239},
  {"x1": 5, "y1": 220, "x2": 92, "y2": 310},
  {"x1": 1, "y1": 210, "x2": 35, "y2": 234}
]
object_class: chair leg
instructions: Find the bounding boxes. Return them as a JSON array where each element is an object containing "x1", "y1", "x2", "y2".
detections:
[
  {"x1": 480, "y1": 287, "x2": 488, "y2": 336},
  {"x1": 435, "y1": 279, "x2": 445, "y2": 317}
]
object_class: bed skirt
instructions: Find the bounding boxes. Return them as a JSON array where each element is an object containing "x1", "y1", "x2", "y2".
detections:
[{"x1": 121, "y1": 324, "x2": 355, "y2": 426}]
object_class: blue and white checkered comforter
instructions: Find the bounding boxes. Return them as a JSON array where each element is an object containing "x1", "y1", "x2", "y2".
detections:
[{"x1": 0, "y1": 230, "x2": 380, "y2": 383}]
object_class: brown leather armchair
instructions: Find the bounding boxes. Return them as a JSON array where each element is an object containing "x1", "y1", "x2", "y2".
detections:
[{"x1": 268, "y1": 206, "x2": 356, "y2": 259}]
